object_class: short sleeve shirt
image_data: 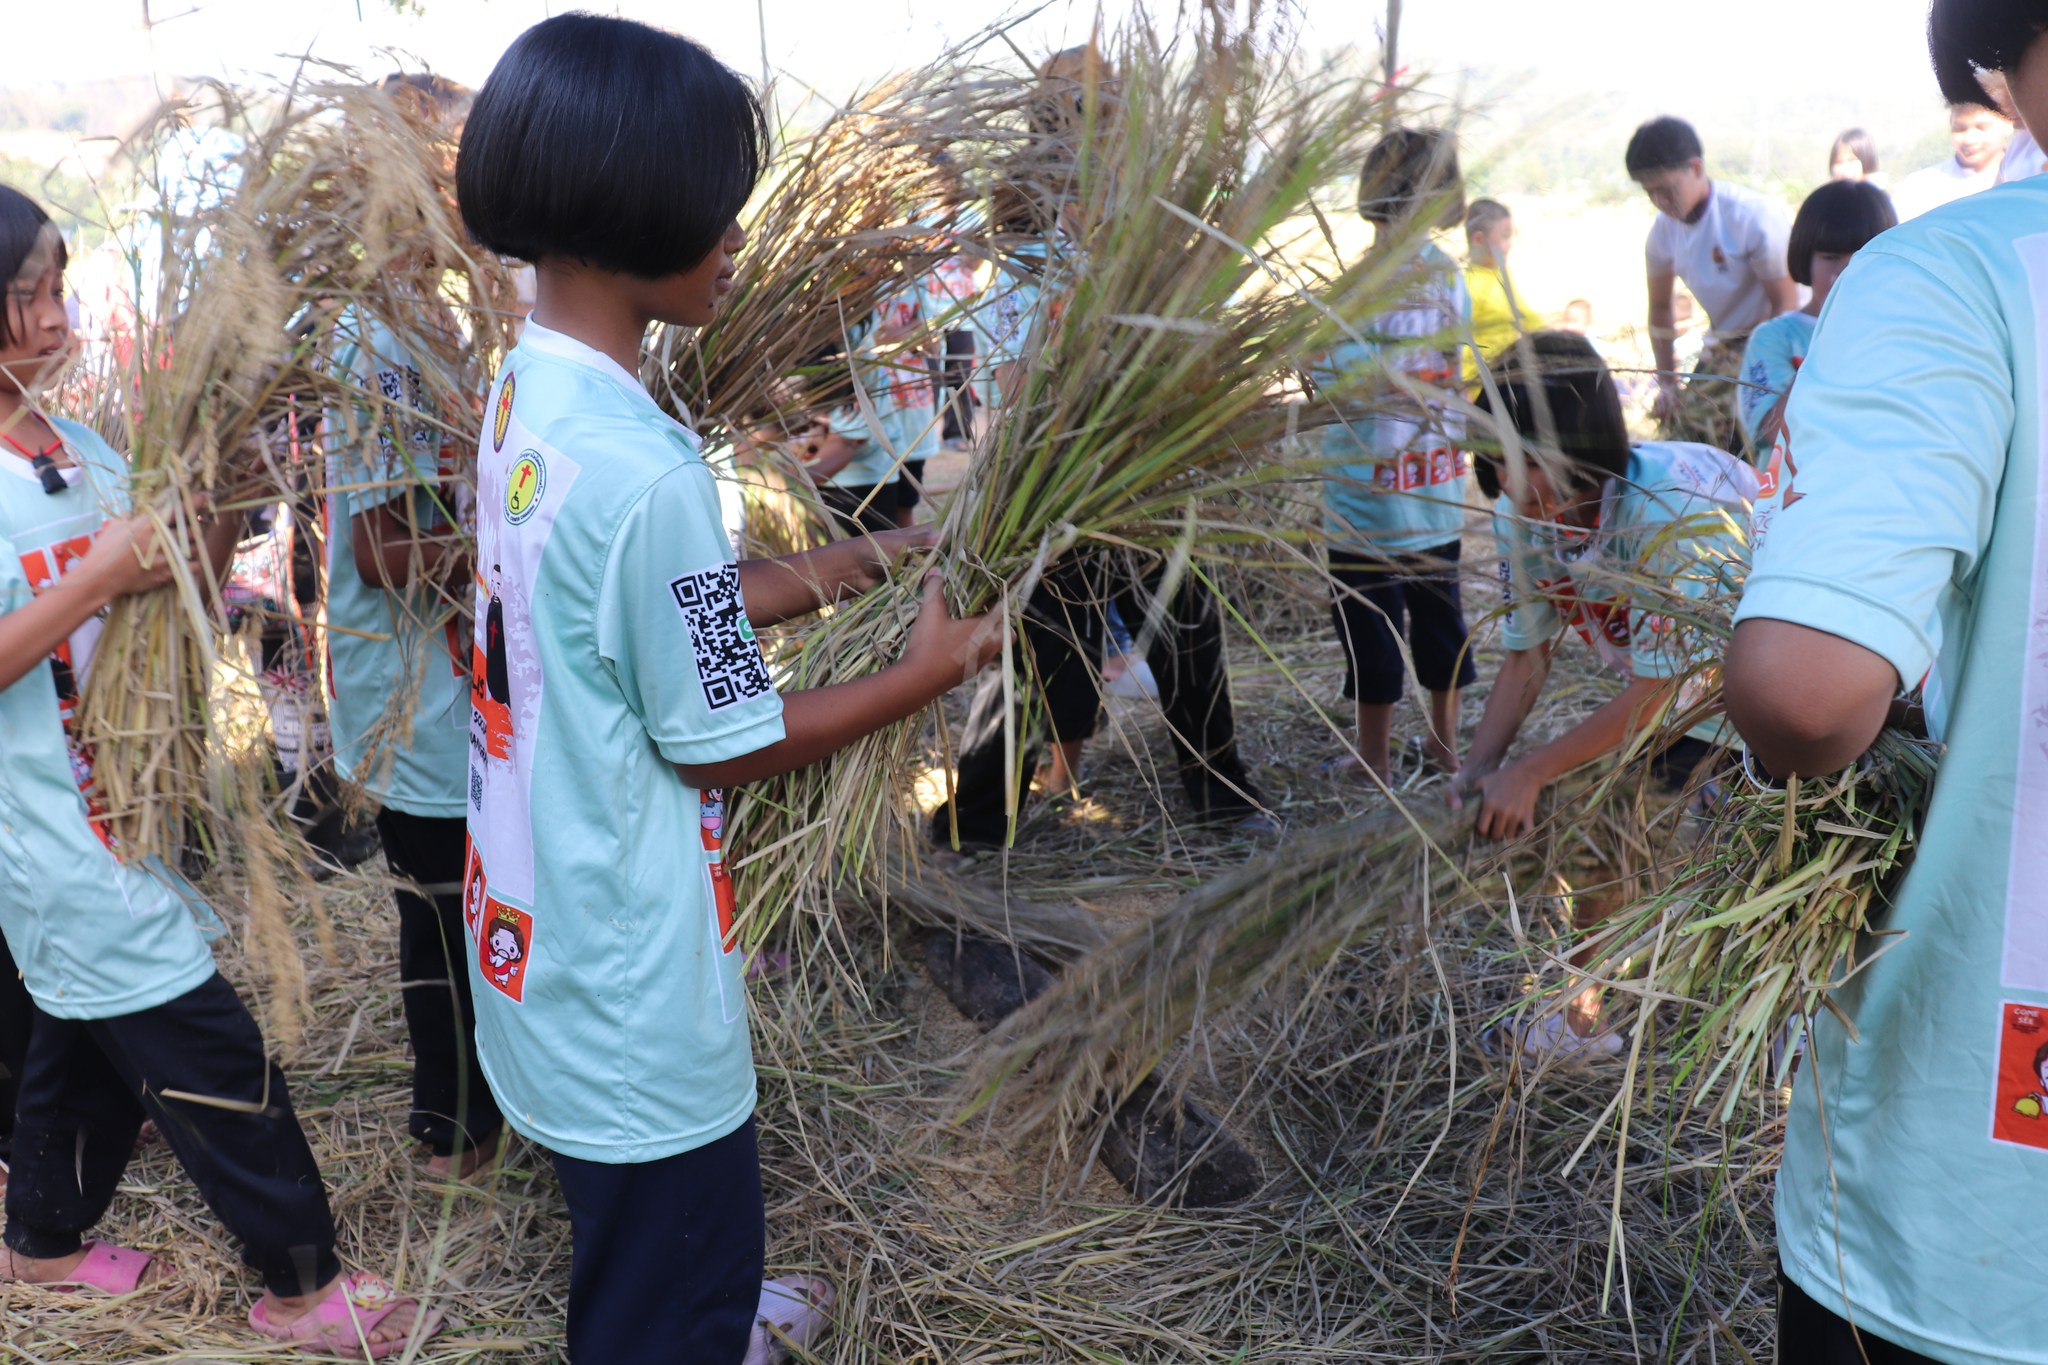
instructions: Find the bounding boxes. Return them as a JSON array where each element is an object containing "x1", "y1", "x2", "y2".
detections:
[
  {"x1": 981, "y1": 236, "x2": 1055, "y2": 372},
  {"x1": 0, "y1": 417, "x2": 217, "y2": 1018},
  {"x1": 464, "y1": 320, "x2": 786, "y2": 1164},
  {"x1": 1316, "y1": 240, "x2": 1473, "y2": 556},
  {"x1": 1462, "y1": 262, "x2": 1541, "y2": 381},
  {"x1": 1737, "y1": 178, "x2": 2048, "y2": 1365},
  {"x1": 1735, "y1": 310, "x2": 1816, "y2": 458},
  {"x1": 1645, "y1": 181, "x2": 1795, "y2": 338},
  {"x1": 322, "y1": 316, "x2": 470, "y2": 816},
  {"x1": 1495, "y1": 441, "x2": 1754, "y2": 738}
]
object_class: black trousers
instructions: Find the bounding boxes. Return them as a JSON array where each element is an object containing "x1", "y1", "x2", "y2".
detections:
[
  {"x1": 1328, "y1": 542, "x2": 1476, "y2": 705},
  {"x1": 1779, "y1": 1268, "x2": 1940, "y2": 1364},
  {"x1": 932, "y1": 556, "x2": 1260, "y2": 846},
  {"x1": 3, "y1": 973, "x2": 340, "y2": 1297},
  {"x1": 818, "y1": 481, "x2": 901, "y2": 538},
  {"x1": 0, "y1": 934, "x2": 31, "y2": 1160},
  {"x1": 938, "y1": 329, "x2": 978, "y2": 442},
  {"x1": 376, "y1": 808, "x2": 503, "y2": 1158},
  {"x1": 551, "y1": 1118, "x2": 766, "y2": 1364}
]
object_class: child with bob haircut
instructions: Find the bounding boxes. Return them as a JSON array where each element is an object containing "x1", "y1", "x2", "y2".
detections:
[
  {"x1": 454, "y1": 15, "x2": 1001, "y2": 1363},
  {"x1": 0, "y1": 185, "x2": 440, "y2": 1357},
  {"x1": 1457, "y1": 331, "x2": 1755, "y2": 1056},
  {"x1": 1727, "y1": 4, "x2": 2048, "y2": 1360},
  {"x1": 1318, "y1": 127, "x2": 1475, "y2": 784},
  {"x1": 1736, "y1": 179, "x2": 1896, "y2": 456}
]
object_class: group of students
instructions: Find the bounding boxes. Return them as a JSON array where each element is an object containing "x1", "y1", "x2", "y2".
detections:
[
  {"x1": 0, "y1": 12, "x2": 1009, "y2": 1363},
  {"x1": 0, "y1": 2, "x2": 2043, "y2": 1364},
  {"x1": 1324, "y1": 1, "x2": 2048, "y2": 1361}
]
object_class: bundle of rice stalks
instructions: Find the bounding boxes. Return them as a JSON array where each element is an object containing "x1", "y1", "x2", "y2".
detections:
[
  {"x1": 77, "y1": 75, "x2": 513, "y2": 863},
  {"x1": 728, "y1": 16, "x2": 1434, "y2": 940},
  {"x1": 646, "y1": 53, "x2": 1038, "y2": 447},
  {"x1": 951, "y1": 804, "x2": 1472, "y2": 1142},
  {"x1": 1581, "y1": 722, "x2": 1939, "y2": 1120}
]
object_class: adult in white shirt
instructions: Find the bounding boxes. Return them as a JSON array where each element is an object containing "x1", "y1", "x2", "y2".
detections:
[
  {"x1": 1625, "y1": 115, "x2": 1798, "y2": 451},
  {"x1": 1892, "y1": 102, "x2": 2014, "y2": 217}
]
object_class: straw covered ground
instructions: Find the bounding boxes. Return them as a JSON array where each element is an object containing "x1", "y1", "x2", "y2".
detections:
[{"x1": 0, "y1": 532, "x2": 1784, "y2": 1363}]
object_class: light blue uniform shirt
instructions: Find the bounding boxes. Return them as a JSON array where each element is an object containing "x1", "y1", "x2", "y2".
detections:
[
  {"x1": 0, "y1": 417, "x2": 217, "y2": 1017},
  {"x1": 1317, "y1": 240, "x2": 1473, "y2": 556},
  {"x1": 826, "y1": 277, "x2": 939, "y2": 486},
  {"x1": 322, "y1": 318, "x2": 469, "y2": 817},
  {"x1": 1735, "y1": 309, "x2": 1817, "y2": 458},
  {"x1": 1495, "y1": 441, "x2": 1754, "y2": 741},
  {"x1": 1738, "y1": 178, "x2": 2048, "y2": 1365},
  {"x1": 465, "y1": 321, "x2": 786, "y2": 1164}
]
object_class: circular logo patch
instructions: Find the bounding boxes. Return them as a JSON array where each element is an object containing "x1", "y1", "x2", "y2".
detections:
[
  {"x1": 492, "y1": 371, "x2": 516, "y2": 453},
  {"x1": 505, "y1": 451, "x2": 546, "y2": 525}
]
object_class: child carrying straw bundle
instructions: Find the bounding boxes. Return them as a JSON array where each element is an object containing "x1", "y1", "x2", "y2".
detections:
[
  {"x1": 1724, "y1": 4, "x2": 2048, "y2": 1357},
  {"x1": 453, "y1": 16, "x2": 1001, "y2": 1361},
  {"x1": 0, "y1": 187, "x2": 440, "y2": 1358},
  {"x1": 318, "y1": 73, "x2": 506, "y2": 1181}
]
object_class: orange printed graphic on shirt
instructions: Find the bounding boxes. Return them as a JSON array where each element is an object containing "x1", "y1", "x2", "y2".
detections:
[
  {"x1": 479, "y1": 897, "x2": 533, "y2": 1003},
  {"x1": 1374, "y1": 447, "x2": 1467, "y2": 493},
  {"x1": 1530, "y1": 572, "x2": 1634, "y2": 653},
  {"x1": 19, "y1": 531, "x2": 113, "y2": 846},
  {"x1": 700, "y1": 789, "x2": 738, "y2": 953},
  {"x1": 1993, "y1": 1001, "x2": 2048, "y2": 1150},
  {"x1": 470, "y1": 643, "x2": 513, "y2": 761}
]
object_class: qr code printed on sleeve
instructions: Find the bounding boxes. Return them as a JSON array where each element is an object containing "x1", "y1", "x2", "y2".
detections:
[
  {"x1": 374, "y1": 365, "x2": 438, "y2": 467},
  {"x1": 669, "y1": 565, "x2": 774, "y2": 710}
]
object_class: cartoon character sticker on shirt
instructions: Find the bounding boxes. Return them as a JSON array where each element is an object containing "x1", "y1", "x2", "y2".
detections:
[
  {"x1": 479, "y1": 898, "x2": 533, "y2": 1002},
  {"x1": 462, "y1": 835, "x2": 488, "y2": 943},
  {"x1": 700, "y1": 789, "x2": 738, "y2": 954},
  {"x1": 1993, "y1": 1001, "x2": 2048, "y2": 1151}
]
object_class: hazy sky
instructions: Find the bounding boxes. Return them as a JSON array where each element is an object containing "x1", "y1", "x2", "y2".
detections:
[{"x1": 9, "y1": 0, "x2": 1946, "y2": 118}]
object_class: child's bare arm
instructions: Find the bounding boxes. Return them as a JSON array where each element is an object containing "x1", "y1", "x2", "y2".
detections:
[
  {"x1": 1726, "y1": 618, "x2": 1896, "y2": 777},
  {"x1": 675, "y1": 573, "x2": 1001, "y2": 789},
  {"x1": 0, "y1": 514, "x2": 176, "y2": 692},
  {"x1": 737, "y1": 526, "x2": 934, "y2": 626}
]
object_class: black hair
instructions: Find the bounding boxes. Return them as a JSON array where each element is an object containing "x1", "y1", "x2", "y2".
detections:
[
  {"x1": 1930, "y1": 0, "x2": 2048, "y2": 107},
  {"x1": 1465, "y1": 198, "x2": 1511, "y2": 240},
  {"x1": 456, "y1": 13, "x2": 769, "y2": 278},
  {"x1": 1472, "y1": 331, "x2": 1632, "y2": 501},
  {"x1": 0, "y1": 186, "x2": 65, "y2": 352},
  {"x1": 1624, "y1": 116, "x2": 1704, "y2": 177},
  {"x1": 1786, "y1": 180, "x2": 1897, "y2": 286},
  {"x1": 1357, "y1": 128, "x2": 1464, "y2": 229},
  {"x1": 1829, "y1": 127, "x2": 1880, "y2": 176}
]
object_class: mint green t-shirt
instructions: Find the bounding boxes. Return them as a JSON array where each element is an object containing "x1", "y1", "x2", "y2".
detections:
[
  {"x1": 322, "y1": 317, "x2": 470, "y2": 817},
  {"x1": 1495, "y1": 441, "x2": 1754, "y2": 741},
  {"x1": 465, "y1": 321, "x2": 786, "y2": 1164},
  {"x1": 0, "y1": 416, "x2": 217, "y2": 1018},
  {"x1": 1738, "y1": 178, "x2": 2048, "y2": 1365},
  {"x1": 1316, "y1": 240, "x2": 1473, "y2": 556},
  {"x1": 1735, "y1": 309, "x2": 1817, "y2": 459}
]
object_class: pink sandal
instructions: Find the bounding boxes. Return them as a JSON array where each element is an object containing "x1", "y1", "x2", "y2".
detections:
[
  {"x1": 743, "y1": 1276, "x2": 835, "y2": 1364},
  {"x1": 247, "y1": 1272, "x2": 443, "y2": 1359},
  {"x1": 44, "y1": 1241, "x2": 155, "y2": 1294}
]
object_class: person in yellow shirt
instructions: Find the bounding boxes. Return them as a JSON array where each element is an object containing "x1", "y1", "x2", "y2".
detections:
[{"x1": 1462, "y1": 199, "x2": 1542, "y2": 385}]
